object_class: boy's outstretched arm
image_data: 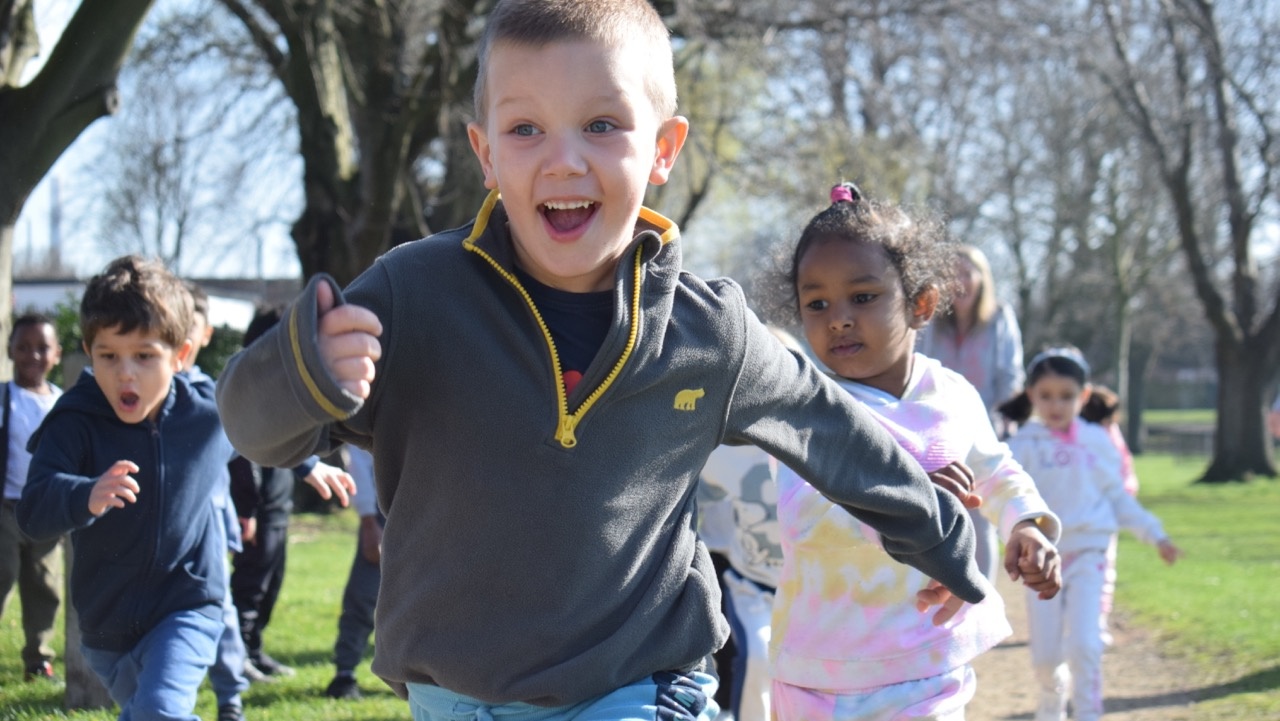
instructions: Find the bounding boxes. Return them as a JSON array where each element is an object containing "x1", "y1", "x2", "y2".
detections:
[{"x1": 217, "y1": 275, "x2": 382, "y2": 469}]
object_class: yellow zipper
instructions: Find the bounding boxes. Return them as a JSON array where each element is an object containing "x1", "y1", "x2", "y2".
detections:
[{"x1": 463, "y1": 206, "x2": 645, "y2": 448}]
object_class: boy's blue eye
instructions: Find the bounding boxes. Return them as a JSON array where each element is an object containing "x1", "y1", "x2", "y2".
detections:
[
  {"x1": 513, "y1": 124, "x2": 538, "y2": 137},
  {"x1": 586, "y1": 119, "x2": 615, "y2": 133}
]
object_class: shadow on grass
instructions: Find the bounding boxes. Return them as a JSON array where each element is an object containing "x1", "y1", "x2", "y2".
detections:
[{"x1": 1105, "y1": 664, "x2": 1280, "y2": 713}]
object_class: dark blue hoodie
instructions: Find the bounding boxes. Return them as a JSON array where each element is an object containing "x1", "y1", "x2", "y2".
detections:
[{"x1": 18, "y1": 368, "x2": 234, "y2": 652}]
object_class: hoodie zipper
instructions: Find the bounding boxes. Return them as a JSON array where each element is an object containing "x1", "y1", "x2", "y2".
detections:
[
  {"x1": 461, "y1": 192, "x2": 648, "y2": 448},
  {"x1": 465, "y1": 245, "x2": 644, "y2": 449}
]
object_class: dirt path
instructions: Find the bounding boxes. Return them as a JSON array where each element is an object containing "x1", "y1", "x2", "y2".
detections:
[{"x1": 968, "y1": 575, "x2": 1201, "y2": 720}]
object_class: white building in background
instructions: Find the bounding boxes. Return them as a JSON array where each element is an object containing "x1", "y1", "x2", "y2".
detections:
[{"x1": 13, "y1": 278, "x2": 260, "y2": 332}]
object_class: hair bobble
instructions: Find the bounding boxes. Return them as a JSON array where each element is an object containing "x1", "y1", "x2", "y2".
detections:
[{"x1": 830, "y1": 182, "x2": 863, "y2": 205}]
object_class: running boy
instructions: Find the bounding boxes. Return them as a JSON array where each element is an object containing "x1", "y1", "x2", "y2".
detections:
[
  {"x1": 216, "y1": 1, "x2": 989, "y2": 717},
  {"x1": 16, "y1": 256, "x2": 343, "y2": 721}
]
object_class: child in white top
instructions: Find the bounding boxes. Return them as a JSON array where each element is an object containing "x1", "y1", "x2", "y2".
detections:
[
  {"x1": 0, "y1": 313, "x2": 63, "y2": 680},
  {"x1": 999, "y1": 348, "x2": 1181, "y2": 721},
  {"x1": 768, "y1": 183, "x2": 1063, "y2": 721}
]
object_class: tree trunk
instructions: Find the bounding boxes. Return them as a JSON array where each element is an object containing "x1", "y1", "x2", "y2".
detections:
[
  {"x1": 1126, "y1": 344, "x2": 1152, "y2": 455},
  {"x1": 63, "y1": 539, "x2": 113, "y2": 711},
  {"x1": 0, "y1": 0, "x2": 155, "y2": 380},
  {"x1": 52, "y1": 352, "x2": 113, "y2": 710},
  {"x1": 1200, "y1": 339, "x2": 1275, "y2": 481}
]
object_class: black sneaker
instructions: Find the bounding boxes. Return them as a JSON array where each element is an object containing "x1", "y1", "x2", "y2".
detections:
[
  {"x1": 248, "y1": 653, "x2": 295, "y2": 678},
  {"x1": 217, "y1": 703, "x2": 245, "y2": 721},
  {"x1": 24, "y1": 661, "x2": 57, "y2": 682},
  {"x1": 324, "y1": 674, "x2": 362, "y2": 699}
]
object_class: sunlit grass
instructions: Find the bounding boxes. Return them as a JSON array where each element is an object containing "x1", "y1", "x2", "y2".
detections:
[
  {"x1": 0, "y1": 511, "x2": 406, "y2": 720},
  {"x1": 1116, "y1": 453, "x2": 1280, "y2": 718}
]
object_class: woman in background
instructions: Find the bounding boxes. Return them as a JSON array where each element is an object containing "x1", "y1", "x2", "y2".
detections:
[{"x1": 918, "y1": 244, "x2": 1024, "y2": 581}]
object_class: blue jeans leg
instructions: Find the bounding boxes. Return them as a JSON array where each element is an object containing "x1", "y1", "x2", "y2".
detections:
[
  {"x1": 83, "y1": 607, "x2": 223, "y2": 721},
  {"x1": 406, "y1": 667, "x2": 719, "y2": 721}
]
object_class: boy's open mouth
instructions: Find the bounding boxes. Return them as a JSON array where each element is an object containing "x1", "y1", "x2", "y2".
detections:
[
  {"x1": 541, "y1": 200, "x2": 597, "y2": 234},
  {"x1": 120, "y1": 392, "x2": 140, "y2": 411}
]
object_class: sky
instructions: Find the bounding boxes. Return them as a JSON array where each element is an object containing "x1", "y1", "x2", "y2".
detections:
[{"x1": 14, "y1": 0, "x2": 303, "y2": 280}]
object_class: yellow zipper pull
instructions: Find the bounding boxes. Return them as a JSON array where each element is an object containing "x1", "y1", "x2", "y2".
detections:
[{"x1": 556, "y1": 415, "x2": 579, "y2": 448}]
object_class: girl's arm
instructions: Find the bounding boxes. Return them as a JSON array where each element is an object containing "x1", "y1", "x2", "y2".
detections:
[
  {"x1": 1085, "y1": 423, "x2": 1168, "y2": 545},
  {"x1": 722, "y1": 310, "x2": 987, "y2": 603},
  {"x1": 960, "y1": 377, "x2": 1061, "y2": 543}
]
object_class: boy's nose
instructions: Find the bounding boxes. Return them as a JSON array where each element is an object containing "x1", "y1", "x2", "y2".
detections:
[{"x1": 542, "y1": 134, "x2": 587, "y2": 178}]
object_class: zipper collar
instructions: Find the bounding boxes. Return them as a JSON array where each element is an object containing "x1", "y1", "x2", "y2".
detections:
[{"x1": 461, "y1": 190, "x2": 675, "y2": 448}]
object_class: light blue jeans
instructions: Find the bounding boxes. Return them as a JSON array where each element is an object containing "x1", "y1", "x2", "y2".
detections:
[
  {"x1": 82, "y1": 607, "x2": 223, "y2": 721},
  {"x1": 407, "y1": 668, "x2": 719, "y2": 721}
]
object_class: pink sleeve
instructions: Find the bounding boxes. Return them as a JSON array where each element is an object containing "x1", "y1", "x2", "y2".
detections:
[{"x1": 1107, "y1": 423, "x2": 1139, "y2": 496}]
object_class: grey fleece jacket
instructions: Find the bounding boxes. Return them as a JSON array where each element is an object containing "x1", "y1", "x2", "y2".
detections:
[{"x1": 216, "y1": 193, "x2": 987, "y2": 707}]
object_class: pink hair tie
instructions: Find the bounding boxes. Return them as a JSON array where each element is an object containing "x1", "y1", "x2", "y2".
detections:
[{"x1": 830, "y1": 185, "x2": 854, "y2": 204}]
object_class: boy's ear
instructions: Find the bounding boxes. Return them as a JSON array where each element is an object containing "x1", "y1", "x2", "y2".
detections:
[
  {"x1": 649, "y1": 116, "x2": 689, "y2": 186},
  {"x1": 467, "y1": 122, "x2": 499, "y2": 190},
  {"x1": 910, "y1": 287, "x2": 940, "y2": 329},
  {"x1": 173, "y1": 339, "x2": 194, "y2": 371}
]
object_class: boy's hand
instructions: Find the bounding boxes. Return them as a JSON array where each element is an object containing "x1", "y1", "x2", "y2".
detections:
[
  {"x1": 360, "y1": 515, "x2": 383, "y2": 565},
  {"x1": 316, "y1": 280, "x2": 383, "y2": 400},
  {"x1": 915, "y1": 579, "x2": 967, "y2": 626},
  {"x1": 1157, "y1": 539, "x2": 1183, "y2": 565},
  {"x1": 88, "y1": 460, "x2": 141, "y2": 516},
  {"x1": 303, "y1": 461, "x2": 356, "y2": 508},
  {"x1": 1005, "y1": 520, "x2": 1061, "y2": 599},
  {"x1": 927, "y1": 461, "x2": 983, "y2": 509}
]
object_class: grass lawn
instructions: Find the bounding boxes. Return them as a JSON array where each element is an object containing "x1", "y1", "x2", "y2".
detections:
[
  {"x1": 1116, "y1": 453, "x2": 1280, "y2": 719},
  {"x1": 1142, "y1": 408, "x2": 1216, "y2": 427},
  {"x1": 0, "y1": 511, "x2": 407, "y2": 720},
  {"x1": 3, "y1": 453, "x2": 1277, "y2": 719}
]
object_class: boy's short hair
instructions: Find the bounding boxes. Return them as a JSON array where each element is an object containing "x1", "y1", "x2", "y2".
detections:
[
  {"x1": 80, "y1": 255, "x2": 193, "y2": 350},
  {"x1": 184, "y1": 280, "x2": 210, "y2": 323},
  {"x1": 472, "y1": 0, "x2": 677, "y2": 124},
  {"x1": 9, "y1": 312, "x2": 56, "y2": 344}
]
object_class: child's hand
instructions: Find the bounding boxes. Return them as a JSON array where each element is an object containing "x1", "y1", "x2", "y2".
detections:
[
  {"x1": 316, "y1": 280, "x2": 383, "y2": 400},
  {"x1": 88, "y1": 460, "x2": 141, "y2": 516},
  {"x1": 360, "y1": 515, "x2": 383, "y2": 565},
  {"x1": 1157, "y1": 538, "x2": 1182, "y2": 565},
  {"x1": 915, "y1": 579, "x2": 967, "y2": 626},
  {"x1": 1005, "y1": 520, "x2": 1061, "y2": 599},
  {"x1": 303, "y1": 461, "x2": 356, "y2": 508},
  {"x1": 927, "y1": 461, "x2": 983, "y2": 509},
  {"x1": 239, "y1": 516, "x2": 257, "y2": 545}
]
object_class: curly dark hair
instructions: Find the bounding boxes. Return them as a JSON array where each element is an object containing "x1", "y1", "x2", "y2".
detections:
[{"x1": 758, "y1": 182, "x2": 958, "y2": 327}]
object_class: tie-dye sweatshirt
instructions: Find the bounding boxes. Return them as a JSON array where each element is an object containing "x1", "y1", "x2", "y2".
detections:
[{"x1": 771, "y1": 354, "x2": 1061, "y2": 691}]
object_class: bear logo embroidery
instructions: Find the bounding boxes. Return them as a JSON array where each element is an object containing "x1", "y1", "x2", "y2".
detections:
[{"x1": 674, "y1": 388, "x2": 705, "y2": 411}]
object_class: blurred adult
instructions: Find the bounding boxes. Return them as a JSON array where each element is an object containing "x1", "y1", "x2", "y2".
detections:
[{"x1": 918, "y1": 244, "x2": 1024, "y2": 581}]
